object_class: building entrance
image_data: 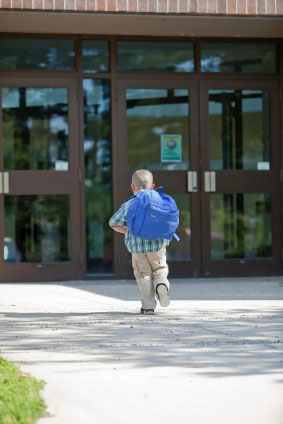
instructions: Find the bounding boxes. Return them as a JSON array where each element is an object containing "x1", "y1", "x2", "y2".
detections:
[
  {"x1": 0, "y1": 37, "x2": 282, "y2": 281},
  {"x1": 0, "y1": 77, "x2": 82, "y2": 281},
  {"x1": 115, "y1": 78, "x2": 282, "y2": 278}
]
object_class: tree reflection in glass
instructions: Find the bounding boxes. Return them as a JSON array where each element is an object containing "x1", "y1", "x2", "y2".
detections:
[
  {"x1": 82, "y1": 40, "x2": 109, "y2": 73},
  {"x1": 0, "y1": 38, "x2": 74, "y2": 70},
  {"x1": 127, "y1": 88, "x2": 189, "y2": 171},
  {"x1": 201, "y1": 42, "x2": 276, "y2": 73},
  {"x1": 210, "y1": 193, "x2": 272, "y2": 259},
  {"x1": 117, "y1": 41, "x2": 194, "y2": 72},
  {"x1": 2, "y1": 87, "x2": 69, "y2": 171},
  {"x1": 166, "y1": 194, "x2": 191, "y2": 261},
  {"x1": 83, "y1": 79, "x2": 112, "y2": 274},
  {"x1": 4, "y1": 195, "x2": 70, "y2": 263},
  {"x1": 209, "y1": 90, "x2": 270, "y2": 170}
]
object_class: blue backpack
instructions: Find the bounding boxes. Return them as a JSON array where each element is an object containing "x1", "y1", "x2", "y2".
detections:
[{"x1": 125, "y1": 187, "x2": 180, "y2": 241}]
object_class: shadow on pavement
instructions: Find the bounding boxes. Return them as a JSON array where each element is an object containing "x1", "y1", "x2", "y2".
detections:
[
  {"x1": 7, "y1": 277, "x2": 282, "y2": 301},
  {"x1": 1, "y1": 304, "x2": 282, "y2": 380}
]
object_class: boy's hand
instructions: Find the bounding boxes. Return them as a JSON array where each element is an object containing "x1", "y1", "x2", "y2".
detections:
[{"x1": 109, "y1": 223, "x2": 128, "y2": 234}]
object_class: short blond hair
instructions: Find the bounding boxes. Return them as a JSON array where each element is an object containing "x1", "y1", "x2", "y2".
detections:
[{"x1": 132, "y1": 169, "x2": 153, "y2": 190}]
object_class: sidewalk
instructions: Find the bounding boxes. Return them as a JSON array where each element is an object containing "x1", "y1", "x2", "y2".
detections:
[{"x1": 0, "y1": 277, "x2": 283, "y2": 424}]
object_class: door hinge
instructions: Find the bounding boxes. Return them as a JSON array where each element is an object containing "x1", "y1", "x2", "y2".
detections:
[
  {"x1": 282, "y1": 248, "x2": 283, "y2": 262},
  {"x1": 116, "y1": 169, "x2": 119, "y2": 184},
  {"x1": 80, "y1": 251, "x2": 83, "y2": 266},
  {"x1": 77, "y1": 85, "x2": 80, "y2": 102},
  {"x1": 280, "y1": 169, "x2": 283, "y2": 183},
  {"x1": 118, "y1": 253, "x2": 121, "y2": 265},
  {"x1": 280, "y1": 89, "x2": 283, "y2": 103}
]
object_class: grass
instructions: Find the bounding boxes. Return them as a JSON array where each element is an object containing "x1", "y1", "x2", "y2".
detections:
[{"x1": 0, "y1": 357, "x2": 47, "y2": 424}]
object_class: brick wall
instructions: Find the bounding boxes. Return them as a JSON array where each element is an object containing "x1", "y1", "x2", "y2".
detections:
[{"x1": 0, "y1": 0, "x2": 282, "y2": 14}]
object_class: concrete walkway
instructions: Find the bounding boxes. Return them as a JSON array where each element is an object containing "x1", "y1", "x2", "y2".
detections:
[{"x1": 0, "y1": 277, "x2": 283, "y2": 424}]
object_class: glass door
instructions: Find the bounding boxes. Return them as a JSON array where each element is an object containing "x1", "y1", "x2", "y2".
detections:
[
  {"x1": 116, "y1": 78, "x2": 282, "y2": 278},
  {"x1": 200, "y1": 80, "x2": 282, "y2": 276},
  {"x1": 116, "y1": 79, "x2": 201, "y2": 278},
  {"x1": 0, "y1": 77, "x2": 82, "y2": 281}
]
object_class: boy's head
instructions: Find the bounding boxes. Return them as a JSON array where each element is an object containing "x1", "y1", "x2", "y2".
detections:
[{"x1": 131, "y1": 169, "x2": 155, "y2": 194}]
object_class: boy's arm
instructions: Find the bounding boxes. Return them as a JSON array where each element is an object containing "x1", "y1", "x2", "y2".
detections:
[
  {"x1": 109, "y1": 222, "x2": 128, "y2": 234},
  {"x1": 109, "y1": 202, "x2": 129, "y2": 235}
]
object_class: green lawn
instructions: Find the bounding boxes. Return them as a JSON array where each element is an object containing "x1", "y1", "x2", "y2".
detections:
[{"x1": 0, "y1": 357, "x2": 47, "y2": 424}]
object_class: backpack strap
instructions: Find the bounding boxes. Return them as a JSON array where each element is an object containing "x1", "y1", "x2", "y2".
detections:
[
  {"x1": 155, "y1": 186, "x2": 164, "y2": 195},
  {"x1": 126, "y1": 194, "x2": 136, "y2": 202},
  {"x1": 173, "y1": 233, "x2": 180, "y2": 242}
]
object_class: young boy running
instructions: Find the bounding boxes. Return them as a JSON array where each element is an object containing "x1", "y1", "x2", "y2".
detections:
[{"x1": 109, "y1": 169, "x2": 171, "y2": 315}]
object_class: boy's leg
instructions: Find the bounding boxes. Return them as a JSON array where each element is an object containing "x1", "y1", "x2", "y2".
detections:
[
  {"x1": 146, "y1": 247, "x2": 170, "y2": 307},
  {"x1": 132, "y1": 252, "x2": 157, "y2": 310}
]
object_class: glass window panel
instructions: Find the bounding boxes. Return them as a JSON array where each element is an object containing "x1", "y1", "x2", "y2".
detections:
[
  {"x1": 2, "y1": 87, "x2": 69, "y2": 171},
  {"x1": 209, "y1": 90, "x2": 270, "y2": 170},
  {"x1": 167, "y1": 194, "x2": 191, "y2": 261},
  {"x1": 4, "y1": 195, "x2": 70, "y2": 263},
  {"x1": 127, "y1": 88, "x2": 189, "y2": 171},
  {"x1": 82, "y1": 40, "x2": 109, "y2": 73},
  {"x1": 83, "y1": 79, "x2": 112, "y2": 274},
  {"x1": 127, "y1": 89, "x2": 168, "y2": 100},
  {"x1": 174, "y1": 89, "x2": 189, "y2": 97},
  {"x1": 0, "y1": 38, "x2": 75, "y2": 70},
  {"x1": 201, "y1": 42, "x2": 276, "y2": 73},
  {"x1": 210, "y1": 193, "x2": 272, "y2": 259},
  {"x1": 117, "y1": 41, "x2": 194, "y2": 72}
]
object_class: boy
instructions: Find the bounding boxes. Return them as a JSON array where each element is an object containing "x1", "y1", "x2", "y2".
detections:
[{"x1": 109, "y1": 169, "x2": 170, "y2": 315}]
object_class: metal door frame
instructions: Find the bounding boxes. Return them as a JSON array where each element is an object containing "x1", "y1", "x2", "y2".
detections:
[
  {"x1": 114, "y1": 77, "x2": 283, "y2": 278},
  {"x1": 0, "y1": 76, "x2": 83, "y2": 281},
  {"x1": 115, "y1": 77, "x2": 201, "y2": 278},
  {"x1": 199, "y1": 79, "x2": 282, "y2": 277}
]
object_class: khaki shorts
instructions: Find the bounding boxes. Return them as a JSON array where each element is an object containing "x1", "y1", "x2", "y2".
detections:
[{"x1": 132, "y1": 247, "x2": 169, "y2": 309}]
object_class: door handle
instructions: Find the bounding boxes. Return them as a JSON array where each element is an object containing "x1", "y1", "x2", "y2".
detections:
[
  {"x1": 204, "y1": 171, "x2": 216, "y2": 192},
  {"x1": 204, "y1": 172, "x2": 210, "y2": 192},
  {"x1": 0, "y1": 173, "x2": 2, "y2": 194},
  {"x1": 210, "y1": 171, "x2": 216, "y2": 192},
  {"x1": 187, "y1": 171, "x2": 197, "y2": 192},
  {"x1": 1, "y1": 172, "x2": 9, "y2": 194}
]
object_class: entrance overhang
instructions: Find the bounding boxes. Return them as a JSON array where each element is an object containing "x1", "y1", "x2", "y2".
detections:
[{"x1": 0, "y1": 10, "x2": 282, "y2": 38}]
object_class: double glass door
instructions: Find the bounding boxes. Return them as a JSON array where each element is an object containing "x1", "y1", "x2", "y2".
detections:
[
  {"x1": 116, "y1": 78, "x2": 282, "y2": 278},
  {"x1": 0, "y1": 77, "x2": 82, "y2": 281},
  {"x1": 1, "y1": 76, "x2": 281, "y2": 281}
]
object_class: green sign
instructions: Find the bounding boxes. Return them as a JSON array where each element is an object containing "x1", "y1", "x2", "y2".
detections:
[{"x1": 161, "y1": 134, "x2": 182, "y2": 162}]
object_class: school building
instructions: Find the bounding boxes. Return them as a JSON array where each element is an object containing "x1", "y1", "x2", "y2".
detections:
[{"x1": 0, "y1": 1, "x2": 282, "y2": 281}]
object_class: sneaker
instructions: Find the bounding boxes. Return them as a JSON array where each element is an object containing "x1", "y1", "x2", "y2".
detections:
[
  {"x1": 140, "y1": 308, "x2": 155, "y2": 315},
  {"x1": 156, "y1": 284, "x2": 170, "y2": 307}
]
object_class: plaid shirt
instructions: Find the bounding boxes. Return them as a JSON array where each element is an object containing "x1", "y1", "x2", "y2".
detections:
[{"x1": 110, "y1": 196, "x2": 170, "y2": 253}]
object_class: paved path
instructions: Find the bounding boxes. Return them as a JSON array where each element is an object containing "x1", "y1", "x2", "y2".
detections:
[{"x1": 0, "y1": 277, "x2": 283, "y2": 424}]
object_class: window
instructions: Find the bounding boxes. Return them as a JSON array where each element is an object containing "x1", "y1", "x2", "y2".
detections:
[
  {"x1": 201, "y1": 42, "x2": 276, "y2": 73},
  {"x1": 82, "y1": 40, "x2": 110, "y2": 73},
  {"x1": 0, "y1": 38, "x2": 75, "y2": 70},
  {"x1": 117, "y1": 41, "x2": 195, "y2": 72}
]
